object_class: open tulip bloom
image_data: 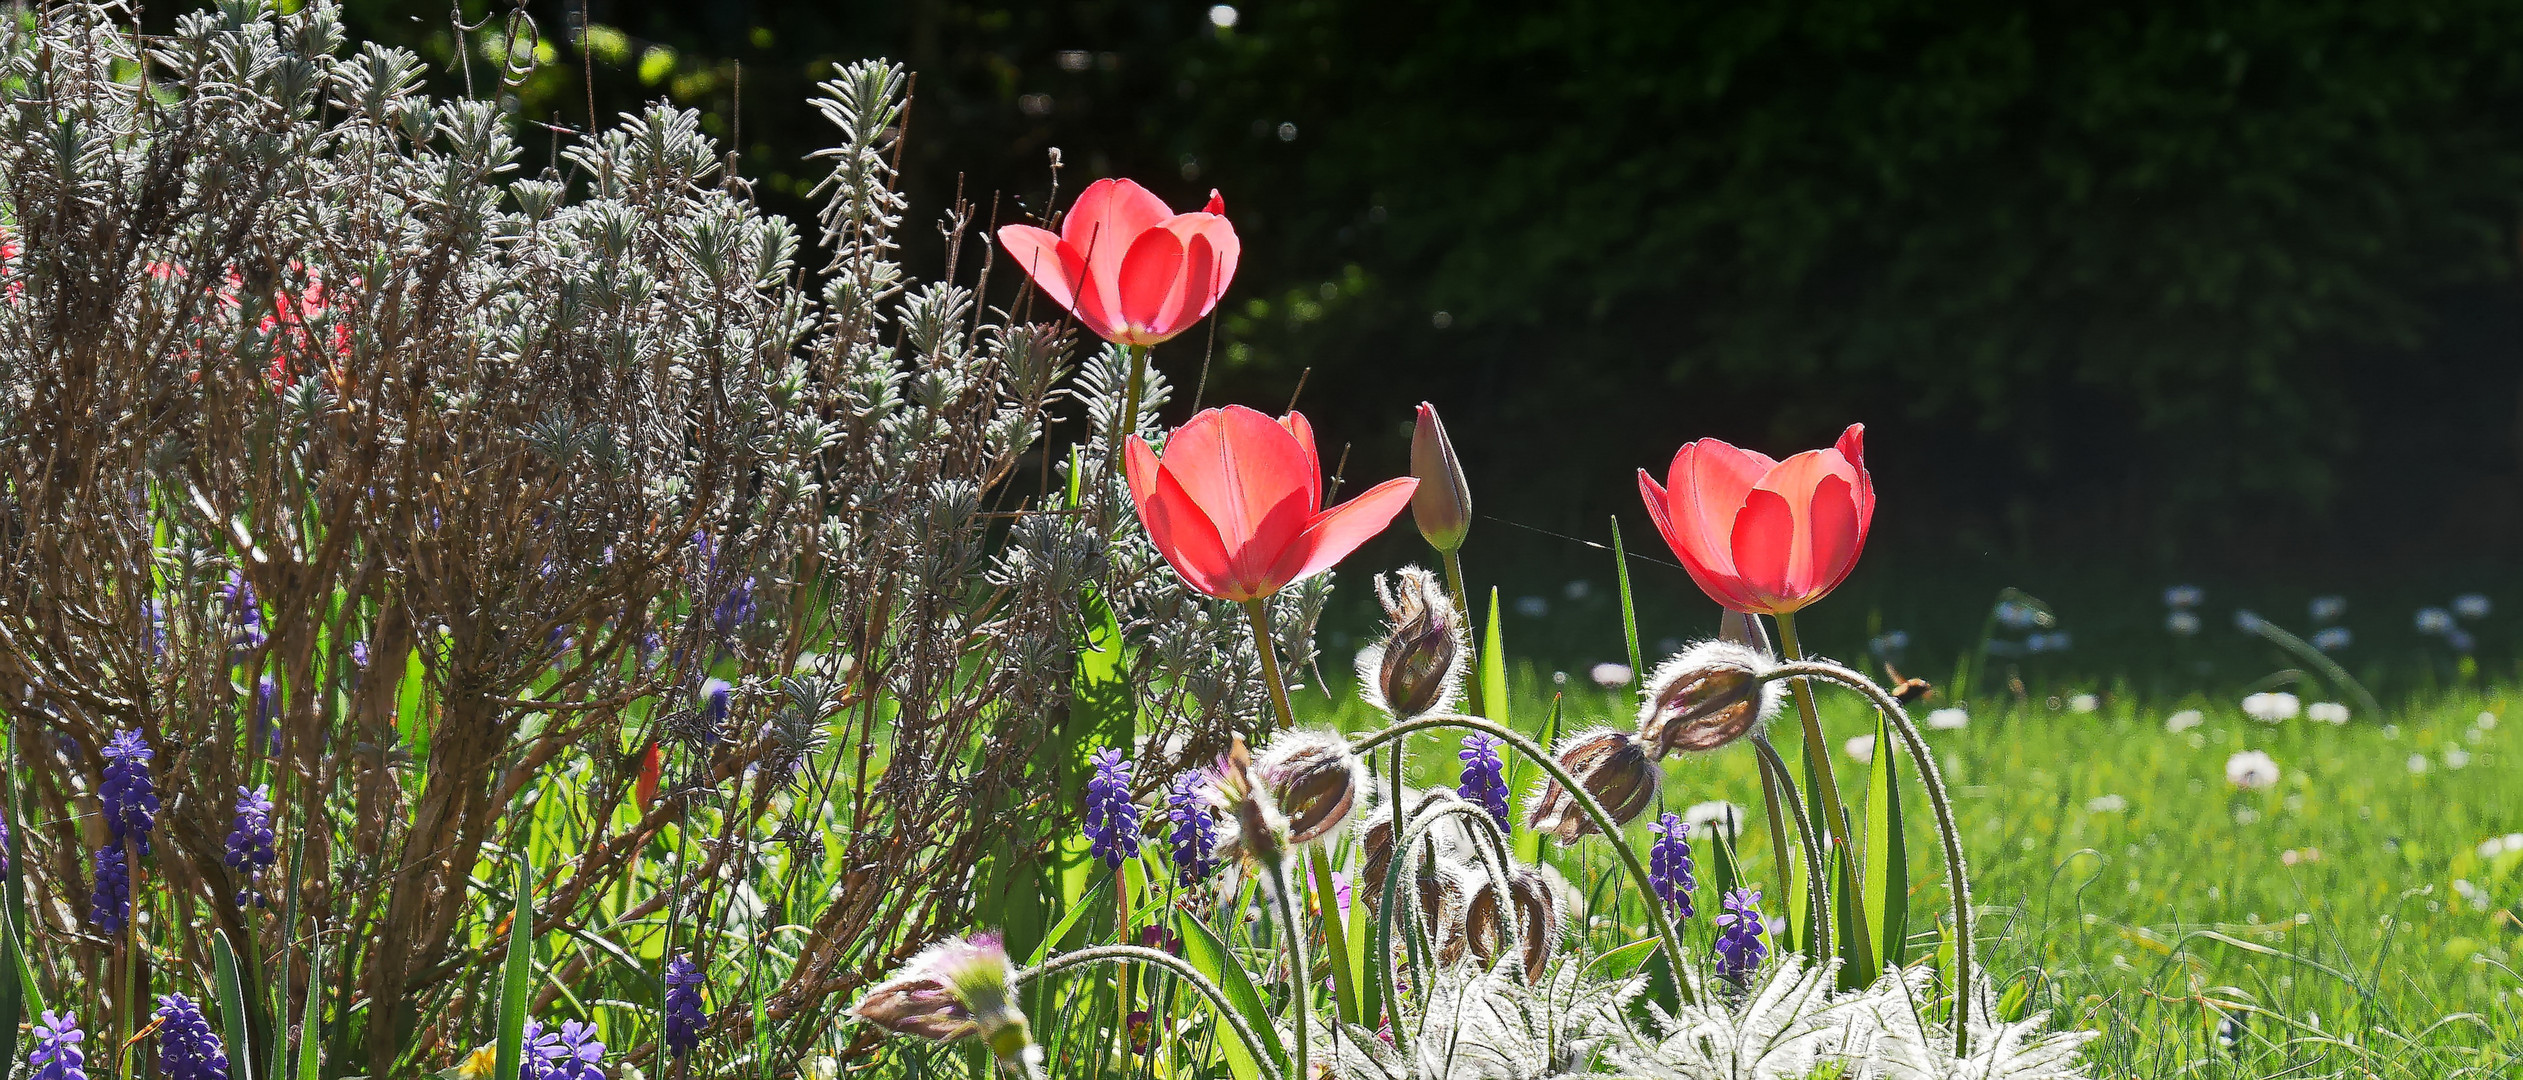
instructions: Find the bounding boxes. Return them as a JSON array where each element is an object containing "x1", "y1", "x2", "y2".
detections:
[
  {"x1": 1638, "y1": 424, "x2": 1874, "y2": 616},
  {"x1": 997, "y1": 178, "x2": 1239, "y2": 347},
  {"x1": 1126, "y1": 405, "x2": 1417, "y2": 603}
]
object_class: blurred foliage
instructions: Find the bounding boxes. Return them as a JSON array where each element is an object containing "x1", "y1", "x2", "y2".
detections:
[{"x1": 343, "y1": 0, "x2": 2523, "y2": 562}]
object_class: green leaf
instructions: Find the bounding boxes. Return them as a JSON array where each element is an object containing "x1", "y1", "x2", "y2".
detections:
[
  {"x1": 213, "y1": 930, "x2": 257, "y2": 1080},
  {"x1": 1309, "y1": 847, "x2": 1361, "y2": 1025},
  {"x1": 1833, "y1": 830, "x2": 1872, "y2": 992},
  {"x1": 0, "y1": 739, "x2": 31, "y2": 1066},
  {"x1": 1025, "y1": 874, "x2": 1111, "y2": 968},
  {"x1": 1479, "y1": 587, "x2": 1509, "y2": 727},
  {"x1": 295, "y1": 934, "x2": 324, "y2": 1080},
  {"x1": 1513, "y1": 695, "x2": 1561, "y2": 865},
  {"x1": 493, "y1": 853, "x2": 535, "y2": 1080},
  {"x1": 1706, "y1": 812, "x2": 1740, "y2": 904},
  {"x1": 1580, "y1": 937, "x2": 1661, "y2": 982},
  {"x1": 1610, "y1": 516, "x2": 1643, "y2": 681},
  {"x1": 1863, "y1": 712, "x2": 1910, "y2": 971},
  {"x1": 1176, "y1": 908, "x2": 1286, "y2": 1080},
  {"x1": 1044, "y1": 585, "x2": 1135, "y2": 932}
]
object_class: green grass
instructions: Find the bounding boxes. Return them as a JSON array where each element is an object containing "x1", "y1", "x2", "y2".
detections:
[{"x1": 1296, "y1": 672, "x2": 2523, "y2": 1079}]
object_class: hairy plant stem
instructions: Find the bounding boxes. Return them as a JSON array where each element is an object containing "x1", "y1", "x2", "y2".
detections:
[
  {"x1": 1439, "y1": 548, "x2": 1479, "y2": 715},
  {"x1": 1748, "y1": 737, "x2": 1828, "y2": 963},
  {"x1": 1351, "y1": 714, "x2": 1699, "y2": 1005},
  {"x1": 1373, "y1": 795, "x2": 1519, "y2": 1057},
  {"x1": 1757, "y1": 659, "x2": 1976, "y2": 1053},
  {"x1": 1020, "y1": 945, "x2": 1285, "y2": 1080},
  {"x1": 1267, "y1": 859, "x2": 1309, "y2": 1080},
  {"x1": 1749, "y1": 733, "x2": 1799, "y2": 922}
]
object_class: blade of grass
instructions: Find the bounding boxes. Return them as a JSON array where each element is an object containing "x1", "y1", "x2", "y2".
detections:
[
  {"x1": 1176, "y1": 908, "x2": 1285, "y2": 1080},
  {"x1": 213, "y1": 930, "x2": 255, "y2": 1080},
  {"x1": 493, "y1": 853, "x2": 535, "y2": 1080},
  {"x1": 1863, "y1": 712, "x2": 1910, "y2": 971},
  {"x1": 1610, "y1": 516, "x2": 1643, "y2": 682},
  {"x1": 294, "y1": 934, "x2": 322, "y2": 1080}
]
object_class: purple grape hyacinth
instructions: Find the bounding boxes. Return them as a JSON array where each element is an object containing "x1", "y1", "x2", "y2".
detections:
[
  {"x1": 226, "y1": 786, "x2": 277, "y2": 906},
  {"x1": 154, "y1": 994, "x2": 229, "y2": 1080},
  {"x1": 1456, "y1": 733, "x2": 1510, "y2": 828},
  {"x1": 28, "y1": 1010, "x2": 87, "y2": 1080},
  {"x1": 520, "y1": 1019, "x2": 605, "y2": 1080},
  {"x1": 700, "y1": 677, "x2": 732, "y2": 742},
  {"x1": 88, "y1": 846, "x2": 129, "y2": 936},
  {"x1": 252, "y1": 675, "x2": 281, "y2": 753},
  {"x1": 0, "y1": 804, "x2": 12, "y2": 874},
  {"x1": 663, "y1": 954, "x2": 708, "y2": 1059},
  {"x1": 1164, "y1": 772, "x2": 1218, "y2": 884},
  {"x1": 1646, "y1": 813, "x2": 1696, "y2": 917},
  {"x1": 98, "y1": 728, "x2": 158, "y2": 854},
  {"x1": 1082, "y1": 748, "x2": 1141, "y2": 869},
  {"x1": 1714, "y1": 887, "x2": 1768, "y2": 983}
]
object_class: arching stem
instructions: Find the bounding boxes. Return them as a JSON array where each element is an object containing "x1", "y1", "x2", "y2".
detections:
[{"x1": 1020, "y1": 945, "x2": 1285, "y2": 1080}]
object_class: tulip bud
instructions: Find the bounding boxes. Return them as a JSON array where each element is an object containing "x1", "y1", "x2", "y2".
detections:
[
  {"x1": 1635, "y1": 640, "x2": 1778, "y2": 758},
  {"x1": 1507, "y1": 865, "x2": 1563, "y2": 983},
  {"x1": 1522, "y1": 729, "x2": 1658, "y2": 845},
  {"x1": 849, "y1": 932, "x2": 1041, "y2": 1073},
  {"x1": 1256, "y1": 729, "x2": 1368, "y2": 845},
  {"x1": 1210, "y1": 736, "x2": 1289, "y2": 871},
  {"x1": 1355, "y1": 566, "x2": 1465, "y2": 719},
  {"x1": 1410, "y1": 402, "x2": 1471, "y2": 553}
]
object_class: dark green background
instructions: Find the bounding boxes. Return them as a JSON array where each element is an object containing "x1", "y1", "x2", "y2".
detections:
[{"x1": 333, "y1": 0, "x2": 2522, "y2": 673}]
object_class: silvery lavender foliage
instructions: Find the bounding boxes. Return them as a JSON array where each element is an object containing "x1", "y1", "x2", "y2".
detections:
[
  {"x1": 1084, "y1": 748, "x2": 1142, "y2": 869},
  {"x1": 225, "y1": 785, "x2": 277, "y2": 905},
  {"x1": 153, "y1": 994, "x2": 229, "y2": 1080},
  {"x1": 663, "y1": 954, "x2": 709, "y2": 1059},
  {"x1": 28, "y1": 1011, "x2": 88, "y2": 1080},
  {"x1": 1457, "y1": 733, "x2": 1511, "y2": 828},
  {"x1": 1645, "y1": 813, "x2": 1695, "y2": 918},
  {"x1": 88, "y1": 846, "x2": 129, "y2": 935},
  {"x1": 1164, "y1": 772, "x2": 1219, "y2": 884},
  {"x1": 99, "y1": 730, "x2": 157, "y2": 855}
]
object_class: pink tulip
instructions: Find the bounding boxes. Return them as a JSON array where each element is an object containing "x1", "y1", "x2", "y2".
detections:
[
  {"x1": 1638, "y1": 425, "x2": 1874, "y2": 615},
  {"x1": 997, "y1": 178, "x2": 1240, "y2": 346},
  {"x1": 1125, "y1": 406, "x2": 1417, "y2": 601}
]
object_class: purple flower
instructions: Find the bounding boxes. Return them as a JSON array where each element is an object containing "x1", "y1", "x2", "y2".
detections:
[
  {"x1": 1164, "y1": 773, "x2": 1218, "y2": 884},
  {"x1": 1646, "y1": 813, "x2": 1695, "y2": 917},
  {"x1": 700, "y1": 678, "x2": 732, "y2": 741},
  {"x1": 99, "y1": 729, "x2": 157, "y2": 854},
  {"x1": 1714, "y1": 887, "x2": 1768, "y2": 983},
  {"x1": 520, "y1": 1020, "x2": 605, "y2": 1080},
  {"x1": 252, "y1": 675, "x2": 281, "y2": 753},
  {"x1": 348, "y1": 640, "x2": 371, "y2": 668},
  {"x1": 226, "y1": 786, "x2": 277, "y2": 907},
  {"x1": 1456, "y1": 733, "x2": 1509, "y2": 828},
  {"x1": 0, "y1": 804, "x2": 11, "y2": 874},
  {"x1": 1082, "y1": 748, "x2": 1140, "y2": 869},
  {"x1": 220, "y1": 571, "x2": 257, "y2": 624},
  {"x1": 28, "y1": 1010, "x2": 87, "y2": 1080},
  {"x1": 712, "y1": 576, "x2": 757, "y2": 639},
  {"x1": 663, "y1": 954, "x2": 709, "y2": 1059},
  {"x1": 88, "y1": 847, "x2": 129, "y2": 936},
  {"x1": 154, "y1": 994, "x2": 228, "y2": 1080},
  {"x1": 144, "y1": 599, "x2": 168, "y2": 658}
]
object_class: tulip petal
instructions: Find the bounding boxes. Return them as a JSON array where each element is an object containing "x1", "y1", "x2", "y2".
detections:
[
  {"x1": 1160, "y1": 406, "x2": 1317, "y2": 558},
  {"x1": 1162, "y1": 211, "x2": 1241, "y2": 313},
  {"x1": 1278, "y1": 410, "x2": 1322, "y2": 510},
  {"x1": 995, "y1": 224, "x2": 1082, "y2": 315},
  {"x1": 1641, "y1": 468, "x2": 1761, "y2": 612},
  {"x1": 1665, "y1": 440, "x2": 1773, "y2": 578},
  {"x1": 1730, "y1": 488, "x2": 1797, "y2": 612},
  {"x1": 1836, "y1": 423, "x2": 1874, "y2": 552},
  {"x1": 1804, "y1": 474, "x2": 1862, "y2": 596},
  {"x1": 1127, "y1": 437, "x2": 1237, "y2": 598},
  {"x1": 1267, "y1": 477, "x2": 1420, "y2": 590},
  {"x1": 1117, "y1": 227, "x2": 1187, "y2": 339},
  {"x1": 1063, "y1": 178, "x2": 1174, "y2": 315},
  {"x1": 1163, "y1": 232, "x2": 1218, "y2": 338}
]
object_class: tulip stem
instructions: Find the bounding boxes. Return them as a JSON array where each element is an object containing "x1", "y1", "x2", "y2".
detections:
[
  {"x1": 1768, "y1": 612, "x2": 1850, "y2": 858},
  {"x1": 1243, "y1": 598, "x2": 1298, "y2": 732},
  {"x1": 1350, "y1": 714, "x2": 1698, "y2": 1005},
  {"x1": 1116, "y1": 343, "x2": 1151, "y2": 448},
  {"x1": 1440, "y1": 549, "x2": 1480, "y2": 715},
  {"x1": 1755, "y1": 659, "x2": 1976, "y2": 1055},
  {"x1": 1019, "y1": 945, "x2": 1285, "y2": 1080}
]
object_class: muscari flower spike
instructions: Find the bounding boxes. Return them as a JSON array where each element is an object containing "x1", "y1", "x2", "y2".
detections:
[
  {"x1": 89, "y1": 846, "x2": 130, "y2": 936},
  {"x1": 1456, "y1": 732, "x2": 1510, "y2": 829},
  {"x1": 1164, "y1": 772, "x2": 1219, "y2": 884},
  {"x1": 1082, "y1": 748, "x2": 1141, "y2": 869},
  {"x1": 28, "y1": 1010, "x2": 87, "y2": 1080},
  {"x1": 253, "y1": 675, "x2": 281, "y2": 753},
  {"x1": 99, "y1": 728, "x2": 159, "y2": 855},
  {"x1": 154, "y1": 994, "x2": 229, "y2": 1080},
  {"x1": 1646, "y1": 813, "x2": 1696, "y2": 917},
  {"x1": 1714, "y1": 886, "x2": 1768, "y2": 983},
  {"x1": 663, "y1": 954, "x2": 709, "y2": 1060},
  {"x1": 520, "y1": 1019, "x2": 605, "y2": 1080},
  {"x1": 0, "y1": 804, "x2": 12, "y2": 874},
  {"x1": 226, "y1": 785, "x2": 277, "y2": 907}
]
